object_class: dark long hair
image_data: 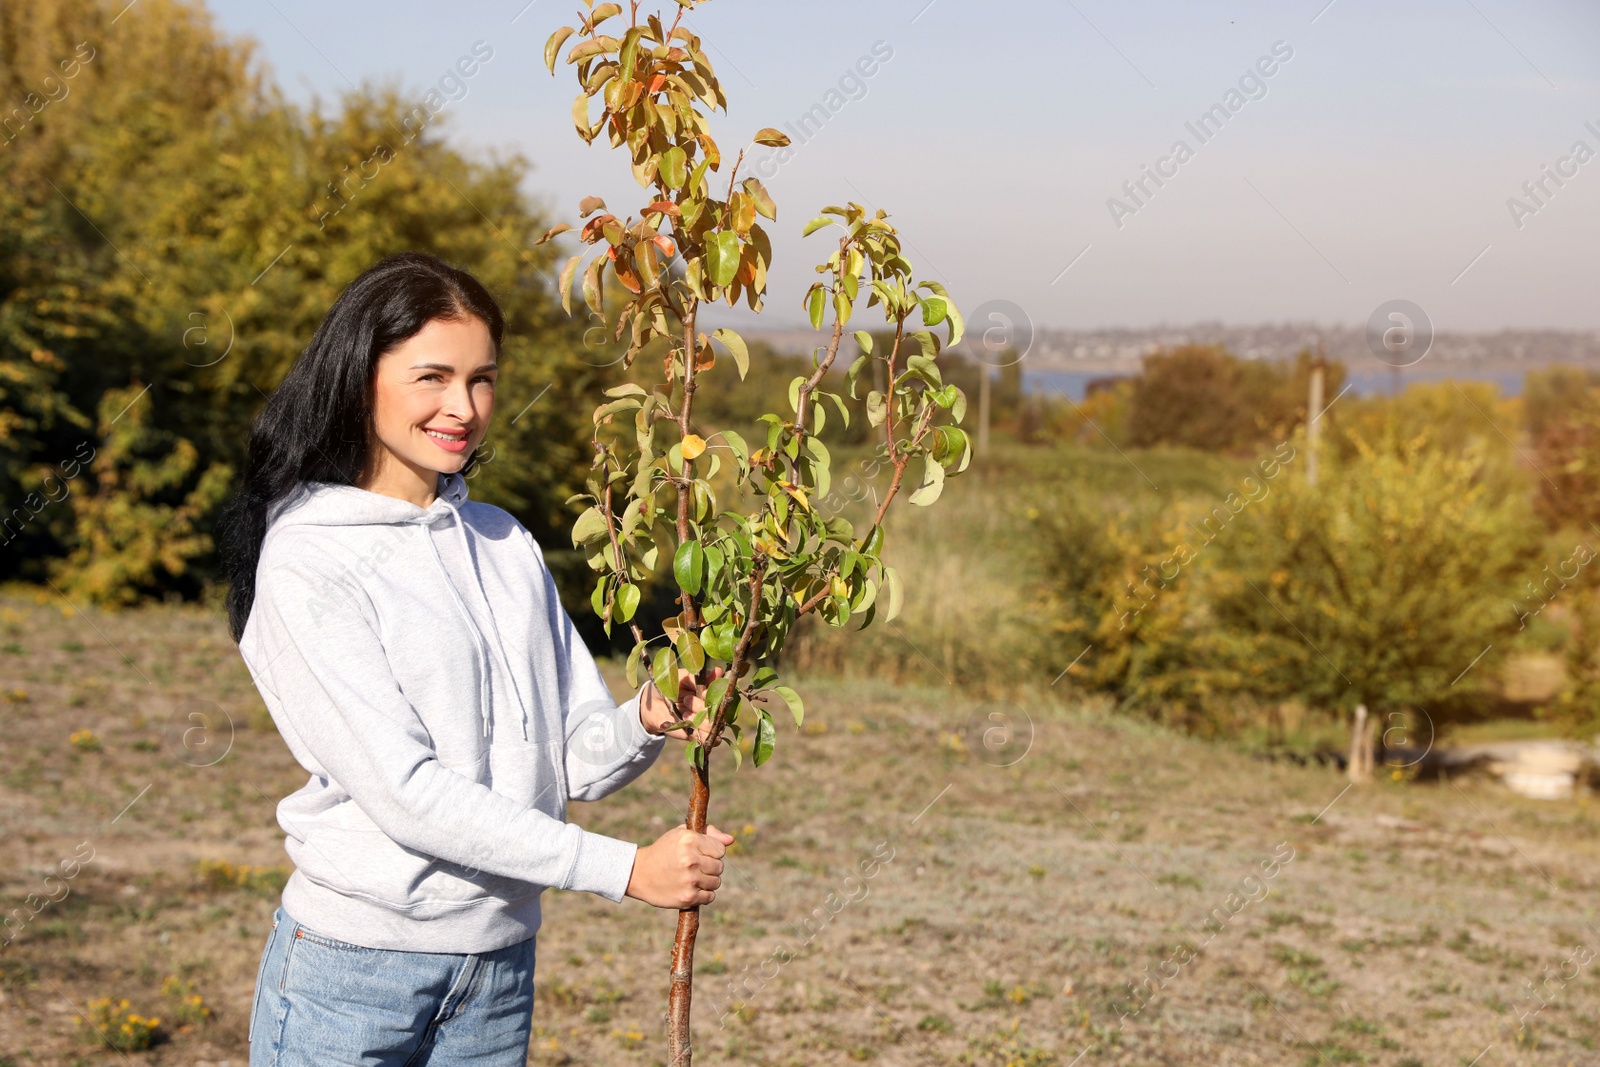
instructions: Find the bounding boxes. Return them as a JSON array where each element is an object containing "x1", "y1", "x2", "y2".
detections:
[{"x1": 221, "y1": 251, "x2": 505, "y2": 642}]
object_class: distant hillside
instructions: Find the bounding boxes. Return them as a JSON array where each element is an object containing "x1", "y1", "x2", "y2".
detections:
[{"x1": 737, "y1": 320, "x2": 1600, "y2": 374}]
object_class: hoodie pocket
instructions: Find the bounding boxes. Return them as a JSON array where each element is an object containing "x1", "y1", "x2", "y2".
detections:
[{"x1": 486, "y1": 735, "x2": 567, "y2": 821}]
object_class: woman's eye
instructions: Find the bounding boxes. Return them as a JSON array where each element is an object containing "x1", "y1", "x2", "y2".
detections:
[{"x1": 474, "y1": 376, "x2": 496, "y2": 386}]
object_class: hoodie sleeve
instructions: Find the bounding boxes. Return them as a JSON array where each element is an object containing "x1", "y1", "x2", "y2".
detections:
[
  {"x1": 522, "y1": 528, "x2": 667, "y2": 801},
  {"x1": 244, "y1": 547, "x2": 642, "y2": 903}
]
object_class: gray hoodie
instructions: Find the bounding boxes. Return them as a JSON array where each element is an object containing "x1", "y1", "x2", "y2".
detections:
[{"x1": 238, "y1": 471, "x2": 664, "y2": 953}]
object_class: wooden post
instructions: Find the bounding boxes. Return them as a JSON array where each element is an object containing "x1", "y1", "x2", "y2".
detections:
[
  {"x1": 1348, "y1": 703, "x2": 1373, "y2": 784},
  {"x1": 977, "y1": 367, "x2": 991, "y2": 457},
  {"x1": 1307, "y1": 342, "x2": 1325, "y2": 488}
]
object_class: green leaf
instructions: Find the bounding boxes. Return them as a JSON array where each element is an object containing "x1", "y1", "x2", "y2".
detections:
[
  {"x1": 545, "y1": 26, "x2": 576, "y2": 73},
  {"x1": 753, "y1": 711, "x2": 776, "y2": 766},
  {"x1": 705, "y1": 675, "x2": 732, "y2": 718},
  {"x1": 866, "y1": 390, "x2": 887, "y2": 428},
  {"x1": 807, "y1": 286, "x2": 826, "y2": 330},
  {"x1": 847, "y1": 353, "x2": 870, "y2": 396},
  {"x1": 652, "y1": 647, "x2": 680, "y2": 701},
  {"x1": 853, "y1": 330, "x2": 873, "y2": 355},
  {"x1": 908, "y1": 453, "x2": 945, "y2": 506},
  {"x1": 706, "y1": 231, "x2": 740, "y2": 288},
  {"x1": 834, "y1": 289, "x2": 852, "y2": 326},
  {"x1": 712, "y1": 328, "x2": 749, "y2": 380},
  {"x1": 615, "y1": 582, "x2": 641, "y2": 622},
  {"x1": 714, "y1": 617, "x2": 741, "y2": 662},
  {"x1": 660, "y1": 146, "x2": 688, "y2": 190},
  {"x1": 720, "y1": 429, "x2": 749, "y2": 470},
  {"x1": 572, "y1": 507, "x2": 609, "y2": 546},
  {"x1": 884, "y1": 565, "x2": 904, "y2": 621},
  {"x1": 772, "y1": 685, "x2": 804, "y2": 728},
  {"x1": 558, "y1": 254, "x2": 582, "y2": 316},
  {"x1": 920, "y1": 295, "x2": 949, "y2": 327},
  {"x1": 674, "y1": 540, "x2": 705, "y2": 595},
  {"x1": 676, "y1": 630, "x2": 706, "y2": 673},
  {"x1": 945, "y1": 299, "x2": 965, "y2": 348},
  {"x1": 593, "y1": 397, "x2": 642, "y2": 423},
  {"x1": 863, "y1": 525, "x2": 885, "y2": 557},
  {"x1": 626, "y1": 638, "x2": 647, "y2": 687},
  {"x1": 802, "y1": 215, "x2": 836, "y2": 237},
  {"x1": 604, "y1": 382, "x2": 648, "y2": 399},
  {"x1": 743, "y1": 177, "x2": 777, "y2": 220},
  {"x1": 906, "y1": 354, "x2": 942, "y2": 387}
]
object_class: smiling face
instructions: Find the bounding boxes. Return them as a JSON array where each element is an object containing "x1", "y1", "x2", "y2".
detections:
[{"x1": 359, "y1": 314, "x2": 498, "y2": 508}]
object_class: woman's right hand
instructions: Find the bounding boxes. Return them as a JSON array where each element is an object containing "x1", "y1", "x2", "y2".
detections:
[{"x1": 625, "y1": 823, "x2": 733, "y2": 909}]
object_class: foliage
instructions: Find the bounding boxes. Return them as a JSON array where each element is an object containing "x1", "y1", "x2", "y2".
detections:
[
  {"x1": 1519, "y1": 367, "x2": 1600, "y2": 530},
  {"x1": 1034, "y1": 416, "x2": 1544, "y2": 731},
  {"x1": 51, "y1": 383, "x2": 233, "y2": 604},
  {"x1": 0, "y1": 0, "x2": 601, "y2": 607},
  {"x1": 1209, "y1": 425, "x2": 1542, "y2": 720},
  {"x1": 77, "y1": 997, "x2": 160, "y2": 1051},
  {"x1": 1126, "y1": 345, "x2": 1343, "y2": 452},
  {"x1": 194, "y1": 858, "x2": 289, "y2": 897},
  {"x1": 540, "y1": 2, "x2": 968, "y2": 1057},
  {"x1": 543, "y1": 0, "x2": 968, "y2": 774}
]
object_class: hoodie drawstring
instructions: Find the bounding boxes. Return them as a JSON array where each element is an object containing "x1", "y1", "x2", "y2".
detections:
[
  {"x1": 435, "y1": 493, "x2": 537, "y2": 742},
  {"x1": 418, "y1": 522, "x2": 496, "y2": 738}
]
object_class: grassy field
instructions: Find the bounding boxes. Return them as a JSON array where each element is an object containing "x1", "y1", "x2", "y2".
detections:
[{"x1": 1, "y1": 591, "x2": 1598, "y2": 1066}]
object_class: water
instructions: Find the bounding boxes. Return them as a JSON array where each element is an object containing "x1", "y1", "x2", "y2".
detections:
[{"x1": 1022, "y1": 367, "x2": 1528, "y2": 403}]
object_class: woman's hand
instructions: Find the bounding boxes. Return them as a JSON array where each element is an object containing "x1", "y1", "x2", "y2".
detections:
[
  {"x1": 639, "y1": 666, "x2": 727, "y2": 746},
  {"x1": 625, "y1": 823, "x2": 734, "y2": 909}
]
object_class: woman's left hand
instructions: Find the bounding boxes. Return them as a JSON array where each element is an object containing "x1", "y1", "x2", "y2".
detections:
[{"x1": 640, "y1": 666, "x2": 727, "y2": 746}]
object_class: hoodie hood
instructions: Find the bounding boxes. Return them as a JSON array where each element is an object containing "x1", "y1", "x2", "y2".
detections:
[{"x1": 268, "y1": 470, "x2": 470, "y2": 530}]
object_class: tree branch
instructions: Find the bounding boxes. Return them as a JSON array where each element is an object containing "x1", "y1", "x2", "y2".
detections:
[
  {"x1": 702, "y1": 553, "x2": 769, "y2": 752},
  {"x1": 869, "y1": 397, "x2": 937, "y2": 530}
]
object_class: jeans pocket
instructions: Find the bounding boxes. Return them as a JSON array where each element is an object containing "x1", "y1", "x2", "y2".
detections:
[
  {"x1": 292, "y1": 926, "x2": 377, "y2": 952},
  {"x1": 247, "y1": 910, "x2": 283, "y2": 1045}
]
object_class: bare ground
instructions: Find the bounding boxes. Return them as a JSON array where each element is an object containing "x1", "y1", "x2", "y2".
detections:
[{"x1": 0, "y1": 592, "x2": 1597, "y2": 1066}]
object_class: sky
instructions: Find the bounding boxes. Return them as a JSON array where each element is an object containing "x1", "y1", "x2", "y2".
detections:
[{"x1": 202, "y1": 0, "x2": 1600, "y2": 335}]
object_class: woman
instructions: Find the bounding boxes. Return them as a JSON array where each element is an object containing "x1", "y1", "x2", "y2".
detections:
[{"x1": 223, "y1": 251, "x2": 732, "y2": 1066}]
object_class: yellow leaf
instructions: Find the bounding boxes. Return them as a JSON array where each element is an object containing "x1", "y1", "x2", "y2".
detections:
[{"x1": 681, "y1": 433, "x2": 707, "y2": 460}]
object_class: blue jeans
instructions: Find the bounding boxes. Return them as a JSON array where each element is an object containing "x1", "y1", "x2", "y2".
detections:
[{"x1": 249, "y1": 906, "x2": 538, "y2": 1067}]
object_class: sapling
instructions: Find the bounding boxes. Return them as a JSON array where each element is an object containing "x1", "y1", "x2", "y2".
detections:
[{"x1": 540, "y1": 3, "x2": 970, "y2": 1061}]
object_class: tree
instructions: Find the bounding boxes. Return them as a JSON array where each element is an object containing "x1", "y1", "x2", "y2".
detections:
[
  {"x1": 1126, "y1": 344, "x2": 1344, "y2": 452},
  {"x1": 1209, "y1": 424, "x2": 1542, "y2": 724},
  {"x1": 541, "y1": 4, "x2": 970, "y2": 1061},
  {"x1": 0, "y1": 0, "x2": 604, "y2": 605}
]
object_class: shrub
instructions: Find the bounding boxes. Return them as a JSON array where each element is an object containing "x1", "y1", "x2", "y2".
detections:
[
  {"x1": 1210, "y1": 424, "x2": 1542, "y2": 722},
  {"x1": 195, "y1": 859, "x2": 288, "y2": 897},
  {"x1": 77, "y1": 997, "x2": 160, "y2": 1051}
]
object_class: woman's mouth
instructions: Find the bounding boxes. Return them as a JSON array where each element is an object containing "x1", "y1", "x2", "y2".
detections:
[{"x1": 423, "y1": 427, "x2": 470, "y2": 454}]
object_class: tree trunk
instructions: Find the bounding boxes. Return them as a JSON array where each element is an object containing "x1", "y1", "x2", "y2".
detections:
[{"x1": 666, "y1": 754, "x2": 711, "y2": 1065}]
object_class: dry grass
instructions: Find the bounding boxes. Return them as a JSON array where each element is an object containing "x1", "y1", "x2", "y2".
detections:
[{"x1": 0, "y1": 591, "x2": 1598, "y2": 1066}]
